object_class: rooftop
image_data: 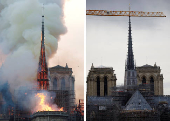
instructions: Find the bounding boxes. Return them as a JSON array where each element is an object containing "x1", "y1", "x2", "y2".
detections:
[
  {"x1": 32, "y1": 111, "x2": 68, "y2": 118},
  {"x1": 141, "y1": 64, "x2": 154, "y2": 68},
  {"x1": 125, "y1": 90, "x2": 152, "y2": 111},
  {"x1": 94, "y1": 65, "x2": 112, "y2": 68}
]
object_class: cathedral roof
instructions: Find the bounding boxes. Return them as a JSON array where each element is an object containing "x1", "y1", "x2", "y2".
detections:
[
  {"x1": 125, "y1": 90, "x2": 152, "y2": 111},
  {"x1": 95, "y1": 65, "x2": 112, "y2": 68},
  {"x1": 141, "y1": 64, "x2": 153, "y2": 68},
  {"x1": 50, "y1": 65, "x2": 66, "y2": 69}
]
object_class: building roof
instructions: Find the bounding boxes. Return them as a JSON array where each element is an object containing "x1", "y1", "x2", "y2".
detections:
[
  {"x1": 95, "y1": 65, "x2": 112, "y2": 69},
  {"x1": 50, "y1": 63, "x2": 69, "y2": 69},
  {"x1": 141, "y1": 64, "x2": 153, "y2": 68},
  {"x1": 50, "y1": 65, "x2": 66, "y2": 69},
  {"x1": 125, "y1": 90, "x2": 152, "y2": 111},
  {"x1": 32, "y1": 111, "x2": 68, "y2": 118}
]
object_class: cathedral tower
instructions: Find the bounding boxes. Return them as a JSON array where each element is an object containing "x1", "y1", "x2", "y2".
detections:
[
  {"x1": 87, "y1": 64, "x2": 117, "y2": 96},
  {"x1": 124, "y1": 16, "x2": 137, "y2": 88},
  {"x1": 37, "y1": 8, "x2": 49, "y2": 90}
]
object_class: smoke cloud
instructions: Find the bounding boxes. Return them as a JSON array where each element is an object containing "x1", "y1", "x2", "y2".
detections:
[
  {"x1": 0, "y1": 0, "x2": 67, "y2": 89},
  {"x1": 0, "y1": 0, "x2": 67, "y2": 109}
]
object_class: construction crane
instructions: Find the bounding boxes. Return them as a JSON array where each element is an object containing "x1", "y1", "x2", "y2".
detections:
[{"x1": 86, "y1": 6, "x2": 166, "y2": 17}]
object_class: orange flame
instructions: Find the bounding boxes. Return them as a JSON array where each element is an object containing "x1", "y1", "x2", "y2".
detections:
[{"x1": 34, "y1": 93, "x2": 63, "y2": 112}]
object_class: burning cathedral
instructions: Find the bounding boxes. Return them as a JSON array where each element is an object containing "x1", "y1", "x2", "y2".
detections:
[
  {"x1": 0, "y1": 6, "x2": 83, "y2": 121},
  {"x1": 87, "y1": 16, "x2": 169, "y2": 121}
]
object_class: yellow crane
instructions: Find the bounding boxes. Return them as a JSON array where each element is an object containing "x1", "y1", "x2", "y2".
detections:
[{"x1": 86, "y1": 10, "x2": 166, "y2": 17}]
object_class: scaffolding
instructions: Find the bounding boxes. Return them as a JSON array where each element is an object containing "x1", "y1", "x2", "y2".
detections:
[
  {"x1": 48, "y1": 90, "x2": 75, "y2": 112},
  {"x1": 86, "y1": 96, "x2": 120, "y2": 121},
  {"x1": 13, "y1": 89, "x2": 75, "y2": 120},
  {"x1": 86, "y1": 84, "x2": 170, "y2": 121},
  {"x1": 14, "y1": 89, "x2": 37, "y2": 121},
  {"x1": 78, "y1": 99, "x2": 84, "y2": 116},
  {"x1": 119, "y1": 110, "x2": 159, "y2": 121}
]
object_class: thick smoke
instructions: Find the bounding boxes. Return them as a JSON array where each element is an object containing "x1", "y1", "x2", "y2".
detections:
[
  {"x1": 0, "y1": 0, "x2": 67, "y2": 109},
  {"x1": 0, "y1": 0, "x2": 66, "y2": 89},
  {"x1": 0, "y1": 82, "x2": 14, "y2": 108}
]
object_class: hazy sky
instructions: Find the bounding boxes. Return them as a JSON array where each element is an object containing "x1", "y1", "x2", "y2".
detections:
[
  {"x1": 49, "y1": 0, "x2": 84, "y2": 103},
  {"x1": 86, "y1": 0, "x2": 170, "y2": 95}
]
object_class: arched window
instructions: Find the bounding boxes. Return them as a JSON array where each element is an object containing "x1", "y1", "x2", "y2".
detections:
[
  {"x1": 128, "y1": 71, "x2": 131, "y2": 76},
  {"x1": 104, "y1": 76, "x2": 107, "y2": 96},
  {"x1": 72, "y1": 77, "x2": 74, "y2": 90},
  {"x1": 53, "y1": 78, "x2": 57, "y2": 90},
  {"x1": 132, "y1": 71, "x2": 135, "y2": 77},
  {"x1": 142, "y1": 77, "x2": 146, "y2": 85},
  {"x1": 61, "y1": 77, "x2": 65, "y2": 90},
  {"x1": 127, "y1": 80, "x2": 131, "y2": 85},
  {"x1": 132, "y1": 80, "x2": 135, "y2": 85},
  {"x1": 150, "y1": 77, "x2": 154, "y2": 94},
  {"x1": 97, "y1": 76, "x2": 100, "y2": 96}
]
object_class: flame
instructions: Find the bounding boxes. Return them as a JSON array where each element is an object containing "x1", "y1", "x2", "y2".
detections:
[
  {"x1": 33, "y1": 93, "x2": 63, "y2": 112},
  {"x1": 59, "y1": 107, "x2": 64, "y2": 111}
]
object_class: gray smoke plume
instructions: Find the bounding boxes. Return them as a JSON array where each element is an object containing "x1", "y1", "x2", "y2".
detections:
[
  {"x1": 0, "y1": 0, "x2": 67, "y2": 89},
  {"x1": 0, "y1": 0, "x2": 67, "y2": 108}
]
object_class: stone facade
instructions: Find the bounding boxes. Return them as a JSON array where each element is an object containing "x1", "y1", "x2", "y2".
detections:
[
  {"x1": 49, "y1": 64, "x2": 75, "y2": 91},
  {"x1": 136, "y1": 63, "x2": 163, "y2": 95},
  {"x1": 124, "y1": 70, "x2": 137, "y2": 88},
  {"x1": 49, "y1": 64, "x2": 75, "y2": 112},
  {"x1": 87, "y1": 64, "x2": 117, "y2": 96}
]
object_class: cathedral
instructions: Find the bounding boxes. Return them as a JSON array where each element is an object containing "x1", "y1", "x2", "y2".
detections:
[
  {"x1": 0, "y1": 11, "x2": 78, "y2": 121},
  {"x1": 86, "y1": 16, "x2": 169, "y2": 121},
  {"x1": 36, "y1": 12, "x2": 76, "y2": 113}
]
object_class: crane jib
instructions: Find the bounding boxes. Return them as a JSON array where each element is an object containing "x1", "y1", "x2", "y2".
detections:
[{"x1": 86, "y1": 10, "x2": 166, "y2": 17}]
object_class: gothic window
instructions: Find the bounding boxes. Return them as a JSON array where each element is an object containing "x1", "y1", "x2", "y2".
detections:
[
  {"x1": 127, "y1": 80, "x2": 131, "y2": 85},
  {"x1": 132, "y1": 71, "x2": 134, "y2": 77},
  {"x1": 72, "y1": 77, "x2": 74, "y2": 90},
  {"x1": 142, "y1": 77, "x2": 146, "y2": 85},
  {"x1": 128, "y1": 71, "x2": 130, "y2": 76},
  {"x1": 150, "y1": 77, "x2": 154, "y2": 94},
  {"x1": 132, "y1": 80, "x2": 135, "y2": 85},
  {"x1": 53, "y1": 78, "x2": 57, "y2": 90},
  {"x1": 97, "y1": 76, "x2": 100, "y2": 96},
  {"x1": 104, "y1": 76, "x2": 107, "y2": 96},
  {"x1": 61, "y1": 77, "x2": 65, "y2": 90}
]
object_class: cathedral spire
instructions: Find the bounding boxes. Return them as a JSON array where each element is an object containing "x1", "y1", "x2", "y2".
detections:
[
  {"x1": 37, "y1": 5, "x2": 49, "y2": 90},
  {"x1": 126, "y1": 16, "x2": 135, "y2": 70},
  {"x1": 124, "y1": 6, "x2": 137, "y2": 88},
  {"x1": 42, "y1": 4, "x2": 45, "y2": 47}
]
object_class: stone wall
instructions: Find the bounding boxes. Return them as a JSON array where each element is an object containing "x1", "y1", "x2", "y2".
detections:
[
  {"x1": 136, "y1": 64, "x2": 163, "y2": 95},
  {"x1": 87, "y1": 64, "x2": 117, "y2": 96}
]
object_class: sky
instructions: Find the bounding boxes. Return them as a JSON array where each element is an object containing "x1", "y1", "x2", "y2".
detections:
[
  {"x1": 86, "y1": 0, "x2": 170, "y2": 95},
  {"x1": 49, "y1": 0, "x2": 84, "y2": 103}
]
